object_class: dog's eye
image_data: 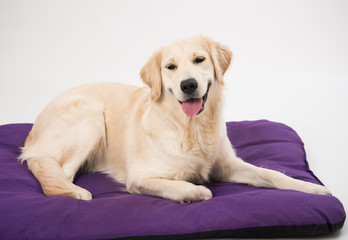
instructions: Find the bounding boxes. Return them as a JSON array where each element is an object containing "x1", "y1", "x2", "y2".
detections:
[
  {"x1": 194, "y1": 57, "x2": 205, "y2": 64},
  {"x1": 166, "y1": 64, "x2": 177, "y2": 70}
]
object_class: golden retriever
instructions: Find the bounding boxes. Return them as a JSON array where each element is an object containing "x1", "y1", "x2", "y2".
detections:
[{"x1": 19, "y1": 36, "x2": 330, "y2": 202}]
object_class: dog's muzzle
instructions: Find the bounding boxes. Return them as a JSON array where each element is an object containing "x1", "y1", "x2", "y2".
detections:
[{"x1": 179, "y1": 80, "x2": 211, "y2": 117}]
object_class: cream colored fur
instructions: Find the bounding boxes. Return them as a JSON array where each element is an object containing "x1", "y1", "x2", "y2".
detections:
[{"x1": 19, "y1": 36, "x2": 330, "y2": 202}]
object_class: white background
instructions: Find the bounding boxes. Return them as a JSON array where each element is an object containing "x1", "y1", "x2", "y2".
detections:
[{"x1": 1, "y1": 0, "x2": 347, "y2": 239}]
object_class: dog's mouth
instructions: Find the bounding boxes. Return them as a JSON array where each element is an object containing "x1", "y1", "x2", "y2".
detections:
[{"x1": 179, "y1": 83, "x2": 211, "y2": 118}]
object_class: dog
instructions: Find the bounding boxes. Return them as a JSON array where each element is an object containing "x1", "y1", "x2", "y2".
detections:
[{"x1": 19, "y1": 36, "x2": 330, "y2": 203}]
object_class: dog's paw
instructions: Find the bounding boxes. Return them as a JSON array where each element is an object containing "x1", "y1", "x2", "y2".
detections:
[
  {"x1": 177, "y1": 185, "x2": 213, "y2": 203},
  {"x1": 302, "y1": 182, "x2": 331, "y2": 196},
  {"x1": 312, "y1": 185, "x2": 331, "y2": 195},
  {"x1": 71, "y1": 185, "x2": 93, "y2": 200}
]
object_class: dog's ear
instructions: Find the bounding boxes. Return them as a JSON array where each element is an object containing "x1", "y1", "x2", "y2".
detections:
[
  {"x1": 140, "y1": 50, "x2": 162, "y2": 102},
  {"x1": 203, "y1": 37, "x2": 232, "y2": 85}
]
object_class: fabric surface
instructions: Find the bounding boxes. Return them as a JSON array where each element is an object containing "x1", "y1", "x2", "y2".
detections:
[{"x1": 0, "y1": 120, "x2": 345, "y2": 240}]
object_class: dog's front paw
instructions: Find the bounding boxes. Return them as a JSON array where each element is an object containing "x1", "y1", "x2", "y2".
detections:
[
  {"x1": 312, "y1": 184, "x2": 331, "y2": 195},
  {"x1": 70, "y1": 185, "x2": 93, "y2": 200},
  {"x1": 178, "y1": 185, "x2": 213, "y2": 203},
  {"x1": 303, "y1": 182, "x2": 331, "y2": 196}
]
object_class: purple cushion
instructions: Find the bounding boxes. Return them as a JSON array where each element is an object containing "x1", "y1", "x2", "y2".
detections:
[{"x1": 0, "y1": 120, "x2": 345, "y2": 239}]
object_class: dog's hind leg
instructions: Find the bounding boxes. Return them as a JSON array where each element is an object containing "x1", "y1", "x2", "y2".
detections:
[
  {"x1": 59, "y1": 125, "x2": 106, "y2": 183},
  {"x1": 20, "y1": 100, "x2": 106, "y2": 200},
  {"x1": 26, "y1": 157, "x2": 93, "y2": 200},
  {"x1": 22, "y1": 123, "x2": 105, "y2": 200}
]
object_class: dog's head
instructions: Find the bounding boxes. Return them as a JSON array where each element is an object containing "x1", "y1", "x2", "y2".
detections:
[{"x1": 140, "y1": 36, "x2": 232, "y2": 118}]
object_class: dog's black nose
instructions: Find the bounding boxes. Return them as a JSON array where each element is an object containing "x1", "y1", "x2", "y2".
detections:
[{"x1": 180, "y1": 78, "x2": 198, "y2": 95}]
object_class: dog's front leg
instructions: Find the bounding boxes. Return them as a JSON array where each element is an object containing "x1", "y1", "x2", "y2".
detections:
[
  {"x1": 126, "y1": 178, "x2": 212, "y2": 203},
  {"x1": 215, "y1": 137, "x2": 330, "y2": 195}
]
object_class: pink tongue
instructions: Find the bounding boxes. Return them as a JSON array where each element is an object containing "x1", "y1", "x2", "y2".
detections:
[{"x1": 181, "y1": 98, "x2": 203, "y2": 117}]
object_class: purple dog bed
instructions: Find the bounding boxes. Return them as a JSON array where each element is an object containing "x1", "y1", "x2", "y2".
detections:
[{"x1": 0, "y1": 120, "x2": 345, "y2": 239}]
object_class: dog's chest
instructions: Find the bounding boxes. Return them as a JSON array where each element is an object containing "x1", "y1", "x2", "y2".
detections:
[
  {"x1": 156, "y1": 128, "x2": 218, "y2": 182},
  {"x1": 143, "y1": 114, "x2": 223, "y2": 182},
  {"x1": 171, "y1": 155, "x2": 213, "y2": 183},
  {"x1": 157, "y1": 123, "x2": 217, "y2": 157}
]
